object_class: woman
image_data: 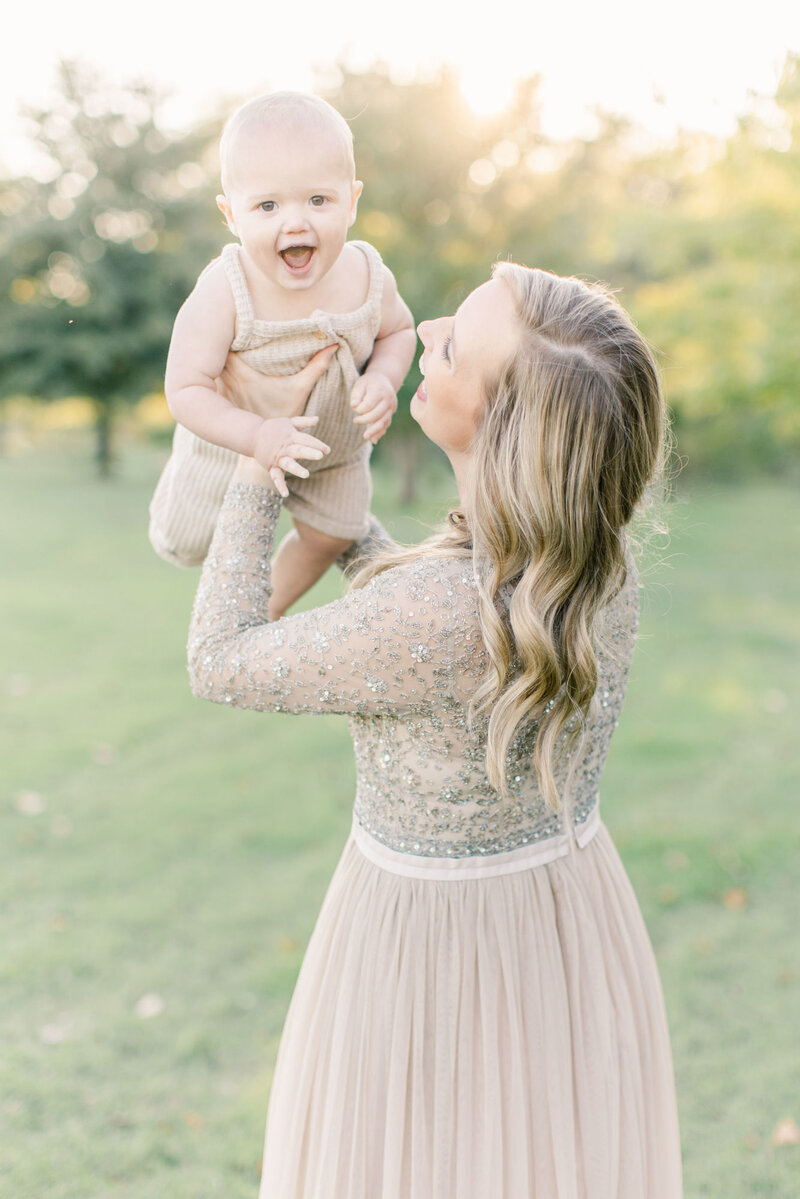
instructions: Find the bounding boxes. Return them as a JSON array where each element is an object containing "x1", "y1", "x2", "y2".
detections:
[{"x1": 180, "y1": 263, "x2": 682, "y2": 1197}]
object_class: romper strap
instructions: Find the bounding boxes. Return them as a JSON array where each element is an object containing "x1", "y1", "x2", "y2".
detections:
[
  {"x1": 221, "y1": 243, "x2": 255, "y2": 341},
  {"x1": 349, "y1": 240, "x2": 385, "y2": 316}
]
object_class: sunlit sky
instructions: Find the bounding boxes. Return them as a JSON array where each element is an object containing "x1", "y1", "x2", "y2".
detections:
[{"x1": 3, "y1": 0, "x2": 799, "y2": 174}]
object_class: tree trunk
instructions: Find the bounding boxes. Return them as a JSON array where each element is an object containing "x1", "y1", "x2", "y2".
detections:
[{"x1": 94, "y1": 398, "x2": 114, "y2": 477}]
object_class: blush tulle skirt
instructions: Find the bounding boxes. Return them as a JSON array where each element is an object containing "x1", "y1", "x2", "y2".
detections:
[{"x1": 257, "y1": 819, "x2": 682, "y2": 1198}]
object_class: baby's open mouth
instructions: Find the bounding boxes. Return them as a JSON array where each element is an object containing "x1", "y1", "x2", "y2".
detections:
[{"x1": 280, "y1": 245, "x2": 315, "y2": 270}]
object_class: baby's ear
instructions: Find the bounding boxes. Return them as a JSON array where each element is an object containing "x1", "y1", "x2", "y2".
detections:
[
  {"x1": 348, "y1": 180, "x2": 364, "y2": 227},
  {"x1": 216, "y1": 194, "x2": 237, "y2": 235}
]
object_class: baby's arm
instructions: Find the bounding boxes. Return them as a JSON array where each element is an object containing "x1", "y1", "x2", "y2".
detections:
[
  {"x1": 165, "y1": 261, "x2": 266, "y2": 458},
  {"x1": 350, "y1": 267, "x2": 417, "y2": 443}
]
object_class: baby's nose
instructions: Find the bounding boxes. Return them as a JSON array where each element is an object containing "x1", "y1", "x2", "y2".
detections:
[{"x1": 282, "y1": 205, "x2": 310, "y2": 233}]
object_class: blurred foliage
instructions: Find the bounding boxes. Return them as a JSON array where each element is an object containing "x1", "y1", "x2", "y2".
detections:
[
  {"x1": 0, "y1": 61, "x2": 225, "y2": 473},
  {"x1": 1, "y1": 55, "x2": 799, "y2": 479}
]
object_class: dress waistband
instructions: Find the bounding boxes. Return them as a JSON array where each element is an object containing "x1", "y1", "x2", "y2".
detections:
[{"x1": 350, "y1": 806, "x2": 601, "y2": 881}]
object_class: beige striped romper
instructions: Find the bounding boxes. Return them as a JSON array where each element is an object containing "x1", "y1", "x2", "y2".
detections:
[{"x1": 149, "y1": 239, "x2": 385, "y2": 566}]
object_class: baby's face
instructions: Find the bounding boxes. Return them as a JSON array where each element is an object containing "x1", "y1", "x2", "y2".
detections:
[{"x1": 217, "y1": 122, "x2": 362, "y2": 293}]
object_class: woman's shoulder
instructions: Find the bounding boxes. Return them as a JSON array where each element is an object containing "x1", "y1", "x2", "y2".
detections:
[
  {"x1": 355, "y1": 554, "x2": 484, "y2": 682},
  {"x1": 357, "y1": 554, "x2": 480, "y2": 633},
  {"x1": 363, "y1": 552, "x2": 477, "y2": 597}
]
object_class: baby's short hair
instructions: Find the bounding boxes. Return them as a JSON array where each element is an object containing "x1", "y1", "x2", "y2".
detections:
[{"x1": 219, "y1": 91, "x2": 356, "y2": 194}]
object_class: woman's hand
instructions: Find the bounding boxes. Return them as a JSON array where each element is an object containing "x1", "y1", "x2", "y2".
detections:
[{"x1": 217, "y1": 344, "x2": 338, "y2": 421}]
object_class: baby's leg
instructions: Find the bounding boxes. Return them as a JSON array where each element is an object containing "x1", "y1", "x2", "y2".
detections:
[{"x1": 269, "y1": 519, "x2": 353, "y2": 620}]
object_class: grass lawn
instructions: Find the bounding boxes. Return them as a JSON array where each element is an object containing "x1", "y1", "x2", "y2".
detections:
[{"x1": 1, "y1": 436, "x2": 799, "y2": 1197}]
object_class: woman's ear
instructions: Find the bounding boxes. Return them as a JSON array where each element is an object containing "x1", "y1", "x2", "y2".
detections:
[
  {"x1": 348, "y1": 180, "x2": 364, "y2": 228},
  {"x1": 216, "y1": 194, "x2": 237, "y2": 235}
]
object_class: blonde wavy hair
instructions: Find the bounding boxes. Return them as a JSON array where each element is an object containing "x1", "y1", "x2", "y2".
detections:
[{"x1": 352, "y1": 263, "x2": 667, "y2": 810}]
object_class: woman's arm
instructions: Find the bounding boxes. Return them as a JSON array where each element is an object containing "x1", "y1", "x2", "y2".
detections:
[{"x1": 187, "y1": 471, "x2": 475, "y2": 717}]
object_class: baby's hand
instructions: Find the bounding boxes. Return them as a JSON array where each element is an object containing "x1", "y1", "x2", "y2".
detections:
[
  {"x1": 350, "y1": 371, "x2": 398, "y2": 444},
  {"x1": 253, "y1": 416, "x2": 330, "y2": 498}
]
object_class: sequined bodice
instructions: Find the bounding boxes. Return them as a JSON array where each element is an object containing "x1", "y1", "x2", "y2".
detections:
[{"x1": 188, "y1": 484, "x2": 639, "y2": 859}]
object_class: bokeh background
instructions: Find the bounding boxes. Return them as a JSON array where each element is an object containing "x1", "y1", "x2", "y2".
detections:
[{"x1": 1, "y1": 4, "x2": 799, "y2": 1195}]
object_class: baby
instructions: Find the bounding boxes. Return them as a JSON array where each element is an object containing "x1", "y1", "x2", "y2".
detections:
[{"x1": 155, "y1": 91, "x2": 416, "y2": 618}]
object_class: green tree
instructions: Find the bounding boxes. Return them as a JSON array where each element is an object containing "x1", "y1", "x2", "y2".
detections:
[
  {"x1": 626, "y1": 55, "x2": 800, "y2": 474},
  {"x1": 0, "y1": 60, "x2": 224, "y2": 474},
  {"x1": 3, "y1": 55, "x2": 798, "y2": 485}
]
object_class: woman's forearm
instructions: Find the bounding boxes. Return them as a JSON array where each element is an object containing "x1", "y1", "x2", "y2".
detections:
[
  {"x1": 232, "y1": 455, "x2": 275, "y2": 488},
  {"x1": 187, "y1": 481, "x2": 281, "y2": 704},
  {"x1": 185, "y1": 478, "x2": 458, "y2": 719}
]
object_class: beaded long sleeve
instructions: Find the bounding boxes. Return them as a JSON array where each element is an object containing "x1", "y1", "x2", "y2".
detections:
[
  {"x1": 187, "y1": 481, "x2": 641, "y2": 858},
  {"x1": 188, "y1": 482, "x2": 481, "y2": 719}
]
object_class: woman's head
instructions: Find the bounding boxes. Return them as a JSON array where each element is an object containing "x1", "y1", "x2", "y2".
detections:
[
  {"x1": 478, "y1": 262, "x2": 664, "y2": 554},
  {"x1": 414, "y1": 264, "x2": 665, "y2": 542},
  {"x1": 413, "y1": 278, "x2": 521, "y2": 461},
  {"x1": 362, "y1": 263, "x2": 668, "y2": 810}
]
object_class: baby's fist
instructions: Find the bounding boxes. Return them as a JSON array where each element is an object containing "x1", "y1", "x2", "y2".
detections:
[{"x1": 350, "y1": 371, "x2": 397, "y2": 443}]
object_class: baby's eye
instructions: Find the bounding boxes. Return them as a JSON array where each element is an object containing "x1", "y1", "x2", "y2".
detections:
[
  {"x1": 441, "y1": 335, "x2": 452, "y2": 362},
  {"x1": 309, "y1": 195, "x2": 327, "y2": 207},
  {"x1": 259, "y1": 200, "x2": 276, "y2": 213}
]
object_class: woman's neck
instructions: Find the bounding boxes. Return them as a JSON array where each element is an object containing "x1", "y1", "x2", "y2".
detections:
[{"x1": 448, "y1": 450, "x2": 472, "y2": 508}]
